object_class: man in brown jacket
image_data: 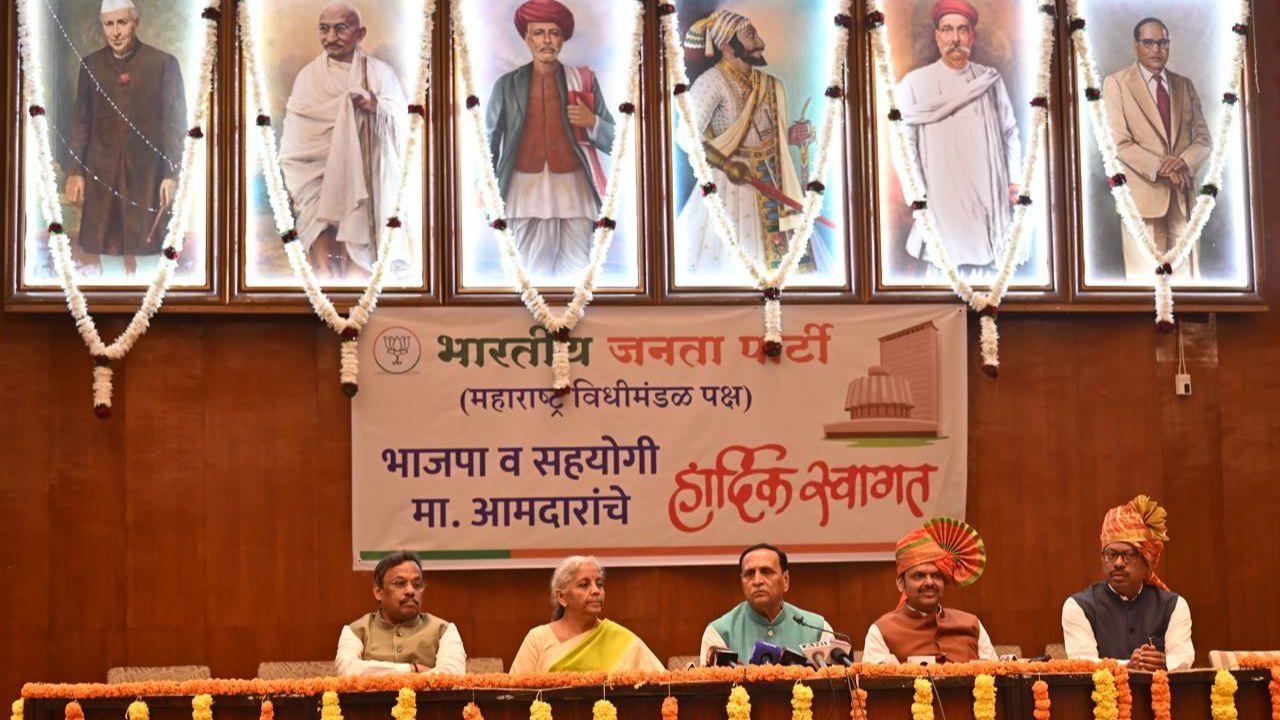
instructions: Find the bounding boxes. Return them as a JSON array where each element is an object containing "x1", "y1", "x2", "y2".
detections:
[
  {"x1": 64, "y1": 0, "x2": 186, "y2": 279},
  {"x1": 1102, "y1": 17, "x2": 1211, "y2": 281}
]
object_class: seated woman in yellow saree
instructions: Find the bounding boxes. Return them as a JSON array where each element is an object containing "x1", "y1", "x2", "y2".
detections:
[{"x1": 509, "y1": 555, "x2": 664, "y2": 674}]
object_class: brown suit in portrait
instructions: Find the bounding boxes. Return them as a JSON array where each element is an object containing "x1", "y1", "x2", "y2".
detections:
[
  {"x1": 66, "y1": 42, "x2": 186, "y2": 257},
  {"x1": 1101, "y1": 63, "x2": 1211, "y2": 280}
]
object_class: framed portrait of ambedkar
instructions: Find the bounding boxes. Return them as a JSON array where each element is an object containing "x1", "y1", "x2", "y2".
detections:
[
  {"x1": 1070, "y1": 0, "x2": 1259, "y2": 294},
  {"x1": 667, "y1": 0, "x2": 853, "y2": 291},
  {"x1": 12, "y1": 0, "x2": 215, "y2": 297},
  {"x1": 868, "y1": 0, "x2": 1056, "y2": 295},
  {"x1": 450, "y1": 0, "x2": 645, "y2": 294},
  {"x1": 238, "y1": 0, "x2": 430, "y2": 293}
]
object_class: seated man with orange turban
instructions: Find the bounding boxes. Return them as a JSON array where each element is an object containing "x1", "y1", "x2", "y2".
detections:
[
  {"x1": 862, "y1": 518, "x2": 997, "y2": 664},
  {"x1": 1061, "y1": 496, "x2": 1194, "y2": 671}
]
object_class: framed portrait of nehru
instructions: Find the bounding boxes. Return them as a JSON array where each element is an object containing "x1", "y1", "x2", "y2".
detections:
[
  {"x1": 1072, "y1": 0, "x2": 1257, "y2": 291},
  {"x1": 240, "y1": 0, "x2": 429, "y2": 291},
  {"x1": 668, "y1": 0, "x2": 851, "y2": 290},
  {"x1": 16, "y1": 0, "x2": 213, "y2": 291},
  {"x1": 870, "y1": 0, "x2": 1054, "y2": 292},
  {"x1": 452, "y1": 0, "x2": 643, "y2": 293}
]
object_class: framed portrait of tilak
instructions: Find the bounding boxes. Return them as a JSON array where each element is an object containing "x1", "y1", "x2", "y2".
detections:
[
  {"x1": 236, "y1": 0, "x2": 434, "y2": 298},
  {"x1": 447, "y1": 0, "x2": 648, "y2": 296},
  {"x1": 865, "y1": 0, "x2": 1060, "y2": 299},
  {"x1": 665, "y1": 0, "x2": 856, "y2": 293},
  {"x1": 1067, "y1": 0, "x2": 1262, "y2": 300},
  {"x1": 6, "y1": 0, "x2": 220, "y2": 306}
]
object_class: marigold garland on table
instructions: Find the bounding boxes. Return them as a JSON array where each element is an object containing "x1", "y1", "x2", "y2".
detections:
[
  {"x1": 192, "y1": 694, "x2": 213, "y2": 720},
  {"x1": 1091, "y1": 669, "x2": 1118, "y2": 720},
  {"x1": 390, "y1": 688, "x2": 416, "y2": 720},
  {"x1": 530, "y1": 699, "x2": 552, "y2": 720},
  {"x1": 11, "y1": 699, "x2": 22, "y2": 720},
  {"x1": 1032, "y1": 679, "x2": 1051, "y2": 720},
  {"x1": 593, "y1": 699, "x2": 616, "y2": 720},
  {"x1": 128, "y1": 700, "x2": 149, "y2": 720},
  {"x1": 1113, "y1": 665, "x2": 1132, "y2": 720},
  {"x1": 320, "y1": 691, "x2": 342, "y2": 720},
  {"x1": 1151, "y1": 671, "x2": 1172, "y2": 720},
  {"x1": 849, "y1": 685, "x2": 867, "y2": 720},
  {"x1": 1211, "y1": 669, "x2": 1238, "y2": 720},
  {"x1": 911, "y1": 678, "x2": 933, "y2": 720},
  {"x1": 726, "y1": 685, "x2": 751, "y2": 720},
  {"x1": 1270, "y1": 666, "x2": 1280, "y2": 720},
  {"x1": 661, "y1": 696, "x2": 678, "y2": 720},
  {"x1": 463, "y1": 702, "x2": 483, "y2": 720},
  {"x1": 259, "y1": 700, "x2": 274, "y2": 720},
  {"x1": 790, "y1": 683, "x2": 812, "y2": 720},
  {"x1": 972, "y1": 673, "x2": 996, "y2": 720},
  {"x1": 62, "y1": 702, "x2": 81, "y2": 720}
]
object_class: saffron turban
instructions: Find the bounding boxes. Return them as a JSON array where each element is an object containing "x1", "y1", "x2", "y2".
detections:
[
  {"x1": 1100, "y1": 495, "x2": 1170, "y2": 591},
  {"x1": 895, "y1": 517, "x2": 986, "y2": 584},
  {"x1": 514, "y1": 0, "x2": 575, "y2": 41},
  {"x1": 932, "y1": 0, "x2": 979, "y2": 27},
  {"x1": 684, "y1": 10, "x2": 750, "y2": 57}
]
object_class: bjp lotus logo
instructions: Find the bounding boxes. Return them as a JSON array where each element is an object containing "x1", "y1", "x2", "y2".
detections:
[{"x1": 373, "y1": 327, "x2": 421, "y2": 374}]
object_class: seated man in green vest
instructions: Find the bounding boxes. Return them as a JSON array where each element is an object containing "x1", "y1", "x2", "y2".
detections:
[
  {"x1": 862, "y1": 518, "x2": 996, "y2": 664},
  {"x1": 699, "y1": 544, "x2": 832, "y2": 664},
  {"x1": 336, "y1": 551, "x2": 467, "y2": 675}
]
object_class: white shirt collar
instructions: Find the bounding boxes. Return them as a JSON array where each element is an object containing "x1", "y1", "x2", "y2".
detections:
[
  {"x1": 1138, "y1": 64, "x2": 1169, "y2": 88},
  {"x1": 1105, "y1": 581, "x2": 1144, "y2": 603}
]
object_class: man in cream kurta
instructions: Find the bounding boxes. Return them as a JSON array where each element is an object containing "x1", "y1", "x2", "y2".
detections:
[
  {"x1": 676, "y1": 10, "x2": 827, "y2": 278},
  {"x1": 894, "y1": 0, "x2": 1024, "y2": 273},
  {"x1": 280, "y1": 2, "x2": 410, "y2": 279}
]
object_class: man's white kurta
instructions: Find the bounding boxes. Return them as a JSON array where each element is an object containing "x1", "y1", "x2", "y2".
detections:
[
  {"x1": 281, "y1": 49, "x2": 409, "y2": 271},
  {"x1": 894, "y1": 60, "x2": 1024, "y2": 268}
]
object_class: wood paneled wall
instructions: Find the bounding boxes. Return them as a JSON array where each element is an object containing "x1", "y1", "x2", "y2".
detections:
[{"x1": 2, "y1": 2, "x2": 1278, "y2": 704}]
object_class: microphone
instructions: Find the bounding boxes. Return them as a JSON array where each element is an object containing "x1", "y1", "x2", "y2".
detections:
[
  {"x1": 779, "y1": 647, "x2": 809, "y2": 666},
  {"x1": 792, "y1": 614, "x2": 853, "y2": 643},
  {"x1": 827, "y1": 639, "x2": 855, "y2": 667},
  {"x1": 748, "y1": 640, "x2": 782, "y2": 665},
  {"x1": 704, "y1": 645, "x2": 740, "y2": 667},
  {"x1": 800, "y1": 642, "x2": 831, "y2": 668}
]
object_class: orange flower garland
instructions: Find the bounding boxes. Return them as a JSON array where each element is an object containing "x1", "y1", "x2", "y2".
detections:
[
  {"x1": 463, "y1": 702, "x2": 484, "y2": 720},
  {"x1": 1151, "y1": 671, "x2": 1171, "y2": 720},
  {"x1": 259, "y1": 700, "x2": 274, "y2": 720},
  {"x1": 1113, "y1": 665, "x2": 1132, "y2": 720},
  {"x1": 1270, "y1": 666, "x2": 1280, "y2": 720},
  {"x1": 64, "y1": 702, "x2": 83, "y2": 720},
  {"x1": 661, "y1": 696, "x2": 678, "y2": 720},
  {"x1": 1031, "y1": 680, "x2": 1050, "y2": 720},
  {"x1": 849, "y1": 685, "x2": 868, "y2": 720}
]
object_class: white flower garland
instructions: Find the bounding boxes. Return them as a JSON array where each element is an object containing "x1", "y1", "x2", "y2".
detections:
[
  {"x1": 1067, "y1": 0, "x2": 1251, "y2": 330},
  {"x1": 451, "y1": 0, "x2": 645, "y2": 392},
  {"x1": 17, "y1": 0, "x2": 220, "y2": 417},
  {"x1": 659, "y1": 1, "x2": 850, "y2": 357},
  {"x1": 868, "y1": 0, "x2": 1057, "y2": 376},
  {"x1": 238, "y1": 0, "x2": 435, "y2": 397}
]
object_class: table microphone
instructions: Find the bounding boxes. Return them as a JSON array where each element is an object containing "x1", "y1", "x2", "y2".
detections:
[
  {"x1": 779, "y1": 647, "x2": 809, "y2": 666},
  {"x1": 705, "y1": 645, "x2": 741, "y2": 667},
  {"x1": 801, "y1": 642, "x2": 832, "y2": 668},
  {"x1": 827, "y1": 639, "x2": 856, "y2": 667},
  {"x1": 792, "y1": 614, "x2": 853, "y2": 643},
  {"x1": 749, "y1": 640, "x2": 782, "y2": 665}
]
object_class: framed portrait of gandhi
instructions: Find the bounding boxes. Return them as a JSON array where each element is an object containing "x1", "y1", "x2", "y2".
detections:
[
  {"x1": 238, "y1": 0, "x2": 430, "y2": 293},
  {"x1": 1070, "y1": 0, "x2": 1259, "y2": 294},
  {"x1": 666, "y1": 0, "x2": 853, "y2": 291},
  {"x1": 11, "y1": 0, "x2": 215, "y2": 297},
  {"x1": 449, "y1": 0, "x2": 645, "y2": 294},
  {"x1": 868, "y1": 0, "x2": 1056, "y2": 295}
]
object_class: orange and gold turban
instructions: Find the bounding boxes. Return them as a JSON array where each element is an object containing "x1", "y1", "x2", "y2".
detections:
[
  {"x1": 895, "y1": 518, "x2": 986, "y2": 604},
  {"x1": 1100, "y1": 495, "x2": 1170, "y2": 590}
]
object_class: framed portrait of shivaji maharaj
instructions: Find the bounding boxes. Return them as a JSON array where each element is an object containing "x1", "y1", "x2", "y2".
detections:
[
  {"x1": 1070, "y1": 0, "x2": 1259, "y2": 294},
  {"x1": 11, "y1": 0, "x2": 215, "y2": 297},
  {"x1": 239, "y1": 0, "x2": 430, "y2": 293},
  {"x1": 868, "y1": 0, "x2": 1056, "y2": 295},
  {"x1": 450, "y1": 0, "x2": 645, "y2": 294},
  {"x1": 667, "y1": 0, "x2": 853, "y2": 291}
]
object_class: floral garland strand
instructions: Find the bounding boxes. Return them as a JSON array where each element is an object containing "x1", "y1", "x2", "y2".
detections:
[
  {"x1": 463, "y1": 703, "x2": 483, "y2": 720},
  {"x1": 238, "y1": 0, "x2": 435, "y2": 397},
  {"x1": 62, "y1": 702, "x2": 81, "y2": 720},
  {"x1": 1091, "y1": 668, "x2": 1118, "y2": 720},
  {"x1": 390, "y1": 688, "x2": 416, "y2": 720},
  {"x1": 128, "y1": 700, "x2": 149, "y2": 720},
  {"x1": 17, "y1": 0, "x2": 220, "y2": 416},
  {"x1": 320, "y1": 691, "x2": 342, "y2": 720},
  {"x1": 868, "y1": 0, "x2": 1057, "y2": 376},
  {"x1": 192, "y1": 695, "x2": 213, "y2": 720},
  {"x1": 911, "y1": 678, "x2": 934, "y2": 720},
  {"x1": 1066, "y1": 0, "x2": 1251, "y2": 330},
  {"x1": 726, "y1": 685, "x2": 751, "y2": 720},
  {"x1": 451, "y1": 1, "x2": 644, "y2": 393},
  {"x1": 259, "y1": 700, "x2": 274, "y2": 720},
  {"x1": 972, "y1": 673, "x2": 996, "y2": 720},
  {"x1": 1113, "y1": 665, "x2": 1132, "y2": 720},
  {"x1": 593, "y1": 699, "x2": 617, "y2": 720},
  {"x1": 1032, "y1": 679, "x2": 1051, "y2": 720},
  {"x1": 659, "y1": 1, "x2": 850, "y2": 357},
  {"x1": 1270, "y1": 666, "x2": 1280, "y2": 720},
  {"x1": 790, "y1": 683, "x2": 812, "y2": 720},
  {"x1": 530, "y1": 699, "x2": 552, "y2": 720},
  {"x1": 661, "y1": 696, "x2": 678, "y2": 720},
  {"x1": 849, "y1": 683, "x2": 868, "y2": 720},
  {"x1": 10, "y1": 699, "x2": 22, "y2": 720},
  {"x1": 1151, "y1": 671, "x2": 1172, "y2": 720},
  {"x1": 1211, "y1": 669, "x2": 1239, "y2": 720}
]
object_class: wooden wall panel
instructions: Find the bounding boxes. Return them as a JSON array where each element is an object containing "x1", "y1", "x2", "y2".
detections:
[{"x1": 2, "y1": 0, "x2": 1278, "y2": 704}]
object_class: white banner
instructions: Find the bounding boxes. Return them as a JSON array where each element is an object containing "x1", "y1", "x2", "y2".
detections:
[{"x1": 353, "y1": 305, "x2": 967, "y2": 569}]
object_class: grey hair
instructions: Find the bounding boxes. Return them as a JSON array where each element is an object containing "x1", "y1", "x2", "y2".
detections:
[
  {"x1": 320, "y1": 1, "x2": 364, "y2": 28},
  {"x1": 549, "y1": 555, "x2": 602, "y2": 620}
]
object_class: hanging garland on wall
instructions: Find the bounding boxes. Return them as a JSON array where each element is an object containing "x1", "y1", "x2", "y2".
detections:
[
  {"x1": 867, "y1": 0, "x2": 1057, "y2": 377},
  {"x1": 658, "y1": 0, "x2": 850, "y2": 360},
  {"x1": 16, "y1": 0, "x2": 220, "y2": 417},
  {"x1": 1066, "y1": 0, "x2": 1251, "y2": 331},
  {"x1": 238, "y1": 0, "x2": 436, "y2": 397},
  {"x1": 450, "y1": 0, "x2": 644, "y2": 394}
]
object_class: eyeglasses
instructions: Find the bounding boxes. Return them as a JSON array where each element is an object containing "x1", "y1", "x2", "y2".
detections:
[
  {"x1": 1138, "y1": 39, "x2": 1171, "y2": 50},
  {"x1": 1101, "y1": 549, "x2": 1142, "y2": 563},
  {"x1": 387, "y1": 579, "x2": 425, "y2": 591}
]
